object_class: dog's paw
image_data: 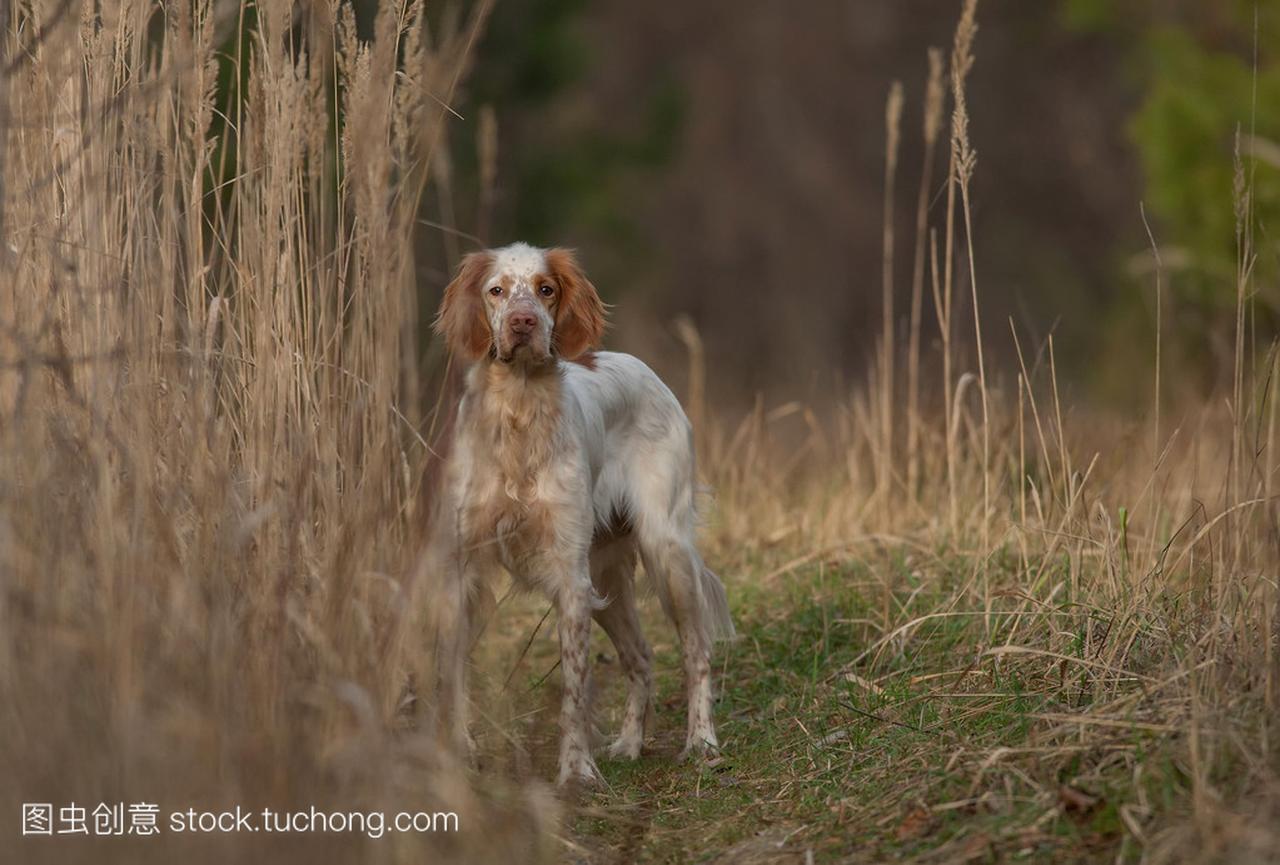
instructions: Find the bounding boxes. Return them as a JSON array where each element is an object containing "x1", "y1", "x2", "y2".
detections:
[
  {"x1": 605, "y1": 733, "x2": 643, "y2": 761},
  {"x1": 557, "y1": 752, "x2": 605, "y2": 791},
  {"x1": 678, "y1": 733, "x2": 720, "y2": 763}
]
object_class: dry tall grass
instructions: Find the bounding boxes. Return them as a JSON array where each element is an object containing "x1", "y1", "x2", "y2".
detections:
[
  {"x1": 699, "y1": 9, "x2": 1277, "y2": 863},
  {"x1": 1, "y1": 2, "x2": 558, "y2": 862},
  {"x1": 1, "y1": 1, "x2": 1277, "y2": 863}
]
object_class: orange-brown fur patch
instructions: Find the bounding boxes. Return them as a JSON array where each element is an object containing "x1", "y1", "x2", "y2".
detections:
[
  {"x1": 545, "y1": 248, "x2": 607, "y2": 360},
  {"x1": 461, "y1": 361, "x2": 564, "y2": 570},
  {"x1": 434, "y1": 252, "x2": 494, "y2": 360}
]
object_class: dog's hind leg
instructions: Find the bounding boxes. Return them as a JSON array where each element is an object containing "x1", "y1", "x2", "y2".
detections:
[
  {"x1": 636, "y1": 527, "x2": 720, "y2": 758},
  {"x1": 590, "y1": 536, "x2": 652, "y2": 759}
]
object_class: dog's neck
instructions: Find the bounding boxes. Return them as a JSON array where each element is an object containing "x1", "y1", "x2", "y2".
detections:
[
  {"x1": 465, "y1": 356, "x2": 564, "y2": 490},
  {"x1": 470, "y1": 353, "x2": 562, "y2": 406}
]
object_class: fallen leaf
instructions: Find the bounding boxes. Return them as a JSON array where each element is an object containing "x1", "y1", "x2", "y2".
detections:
[
  {"x1": 1058, "y1": 784, "x2": 1101, "y2": 814},
  {"x1": 957, "y1": 831, "x2": 992, "y2": 862},
  {"x1": 895, "y1": 806, "x2": 935, "y2": 841}
]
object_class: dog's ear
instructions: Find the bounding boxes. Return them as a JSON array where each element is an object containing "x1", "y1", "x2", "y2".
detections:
[
  {"x1": 546, "y1": 248, "x2": 607, "y2": 361},
  {"x1": 434, "y1": 252, "x2": 494, "y2": 360}
]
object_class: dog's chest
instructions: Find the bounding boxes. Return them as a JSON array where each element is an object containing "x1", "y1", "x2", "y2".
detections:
[
  {"x1": 458, "y1": 387, "x2": 571, "y2": 573},
  {"x1": 463, "y1": 486, "x2": 556, "y2": 573}
]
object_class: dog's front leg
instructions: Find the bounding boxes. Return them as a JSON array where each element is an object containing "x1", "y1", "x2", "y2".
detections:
[
  {"x1": 430, "y1": 540, "x2": 475, "y2": 759},
  {"x1": 555, "y1": 560, "x2": 602, "y2": 787}
]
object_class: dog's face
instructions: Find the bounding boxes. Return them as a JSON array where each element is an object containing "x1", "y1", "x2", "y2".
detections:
[
  {"x1": 481, "y1": 245, "x2": 558, "y2": 363},
  {"x1": 434, "y1": 243, "x2": 606, "y2": 366}
]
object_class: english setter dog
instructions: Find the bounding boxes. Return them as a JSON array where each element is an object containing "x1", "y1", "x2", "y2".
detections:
[{"x1": 429, "y1": 243, "x2": 734, "y2": 786}]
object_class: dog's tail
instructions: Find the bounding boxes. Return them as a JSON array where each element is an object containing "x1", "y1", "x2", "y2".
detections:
[
  {"x1": 698, "y1": 561, "x2": 736, "y2": 642},
  {"x1": 646, "y1": 544, "x2": 736, "y2": 643}
]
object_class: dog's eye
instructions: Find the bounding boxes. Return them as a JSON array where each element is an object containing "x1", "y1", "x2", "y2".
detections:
[
  {"x1": 488, "y1": 285, "x2": 503, "y2": 296},
  {"x1": 538, "y1": 284, "x2": 554, "y2": 297}
]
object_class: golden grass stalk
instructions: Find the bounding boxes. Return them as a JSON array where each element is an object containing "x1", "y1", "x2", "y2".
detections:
[
  {"x1": 949, "y1": 0, "x2": 990, "y2": 573},
  {"x1": 877, "y1": 80, "x2": 904, "y2": 515},
  {"x1": 906, "y1": 48, "x2": 945, "y2": 498}
]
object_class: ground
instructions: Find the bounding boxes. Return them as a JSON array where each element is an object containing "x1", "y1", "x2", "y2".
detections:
[{"x1": 474, "y1": 550, "x2": 1173, "y2": 864}]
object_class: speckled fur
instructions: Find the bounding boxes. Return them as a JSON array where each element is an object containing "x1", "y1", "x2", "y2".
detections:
[{"x1": 430, "y1": 244, "x2": 735, "y2": 787}]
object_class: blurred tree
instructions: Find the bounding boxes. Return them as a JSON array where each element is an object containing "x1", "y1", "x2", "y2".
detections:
[
  {"x1": 452, "y1": 0, "x2": 686, "y2": 253},
  {"x1": 1064, "y1": 0, "x2": 1280, "y2": 307},
  {"x1": 1062, "y1": 0, "x2": 1280, "y2": 397}
]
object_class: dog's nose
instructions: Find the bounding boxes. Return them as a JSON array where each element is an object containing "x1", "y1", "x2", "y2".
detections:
[{"x1": 508, "y1": 313, "x2": 537, "y2": 334}]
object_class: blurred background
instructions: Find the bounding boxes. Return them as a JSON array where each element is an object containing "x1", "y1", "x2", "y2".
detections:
[{"x1": 400, "y1": 0, "x2": 1279, "y2": 409}]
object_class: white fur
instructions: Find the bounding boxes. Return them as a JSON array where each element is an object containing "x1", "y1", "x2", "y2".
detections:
[{"x1": 430, "y1": 246, "x2": 734, "y2": 788}]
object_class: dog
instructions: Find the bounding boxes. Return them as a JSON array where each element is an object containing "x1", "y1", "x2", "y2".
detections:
[{"x1": 428, "y1": 242, "x2": 734, "y2": 786}]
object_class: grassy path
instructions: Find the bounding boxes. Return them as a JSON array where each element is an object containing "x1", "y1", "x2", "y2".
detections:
[{"x1": 484, "y1": 555, "x2": 1157, "y2": 863}]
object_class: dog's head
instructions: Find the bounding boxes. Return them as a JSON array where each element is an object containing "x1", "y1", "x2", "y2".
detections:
[{"x1": 434, "y1": 243, "x2": 606, "y2": 367}]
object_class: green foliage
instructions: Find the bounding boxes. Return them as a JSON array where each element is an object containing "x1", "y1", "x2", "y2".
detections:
[
  {"x1": 464, "y1": 0, "x2": 687, "y2": 250},
  {"x1": 1132, "y1": 27, "x2": 1280, "y2": 302},
  {"x1": 1064, "y1": 2, "x2": 1280, "y2": 306},
  {"x1": 1059, "y1": 0, "x2": 1118, "y2": 32},
  {"x1": 470, "y1": 0, "x2": 591, "y2": 108},
  {"x1": 510, "y1": 77, "x2": 685, "y2": 245}
]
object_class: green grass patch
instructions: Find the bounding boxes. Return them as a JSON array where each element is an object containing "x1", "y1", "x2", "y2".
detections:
[{"x1": 472, "y1": 550, "x2": 1251, "y2": 863}]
